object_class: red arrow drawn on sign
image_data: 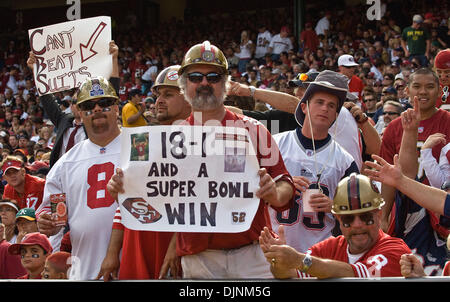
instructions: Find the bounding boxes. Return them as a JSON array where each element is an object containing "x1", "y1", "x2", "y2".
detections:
[{"x1": 80, "y1": 21, "x2": 107, "y2": 63}]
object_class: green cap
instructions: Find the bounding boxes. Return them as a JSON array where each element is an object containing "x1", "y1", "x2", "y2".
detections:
[{"x1": 16, "y1": 208, "x2": 36, "y2": 221}]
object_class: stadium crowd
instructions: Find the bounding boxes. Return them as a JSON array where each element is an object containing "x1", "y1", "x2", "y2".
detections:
[{"x1": 0, "y1": 0, "x2": 450, "y2": 280}]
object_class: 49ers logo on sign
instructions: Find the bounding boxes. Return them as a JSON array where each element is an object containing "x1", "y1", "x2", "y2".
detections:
[{"x1": 123, "y1": 197, "x2": 162, "y2": 224}]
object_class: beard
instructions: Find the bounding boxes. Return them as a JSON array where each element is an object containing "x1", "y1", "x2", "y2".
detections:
[{"x1": 186, "y1": 85, "x2": 224, "y2": 111}]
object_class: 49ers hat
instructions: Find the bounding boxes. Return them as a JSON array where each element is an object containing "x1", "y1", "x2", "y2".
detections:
[
  {"x1": 8, "y1": 232, "x2": 53, "y2": 255},
  {"x1": 1, "y1": 159, "x2": 22, "y2": 174}
]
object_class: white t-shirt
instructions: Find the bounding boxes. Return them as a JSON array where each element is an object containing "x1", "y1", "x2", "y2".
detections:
[
  {"x1": 269, "y1": 34, "x2": 293, "y2": 55},
  {"x1": 38, "y1": 134, "x2": 121, "y2": 280},
  {"x1": 255, "y1": 31, "x2": 272, "y2": 58},
  {"x1": 315, "y1": 16, "x2": 329, "y2": 35},
  {"x1": 235, "y1": 40, "x2": 253, "y2": 59},
  {"x1": 420, "y1": 143, "x2": 450, "y2": 189}
]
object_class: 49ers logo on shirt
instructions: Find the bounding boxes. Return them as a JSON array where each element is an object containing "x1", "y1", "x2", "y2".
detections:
[{"x1": 122, "y1": 197, "x2": 162, "y2": 224}]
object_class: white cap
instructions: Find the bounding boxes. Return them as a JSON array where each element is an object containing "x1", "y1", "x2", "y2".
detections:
[
  {"x1": 338, "y1": 54, "x2": 359, "y2": 67},
  {"x1": 413, "y1": 14, "x2": 423, "y2": 23}
]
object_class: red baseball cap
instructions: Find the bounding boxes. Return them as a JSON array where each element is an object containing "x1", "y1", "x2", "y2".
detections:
[
  {"x1": 435, "y1": 49, "x2": 450, "y2": 69},
  {"x1": 26, "y1": 160, "x2": 49, "y2": 172},
  {"x1": 8, "y1": 232, "x2": 53, "y2": 255},
  {"x1": 1, "y1": 159, "x2": 22, "y2": 173}
]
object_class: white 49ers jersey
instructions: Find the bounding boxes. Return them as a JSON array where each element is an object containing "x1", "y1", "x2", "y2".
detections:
[
  {"x1": 37, "y1": 134, "x2": 121, "y2": 280},
  {"x1": 269, "y1": 129, "x2": 358, "y2": 253}
]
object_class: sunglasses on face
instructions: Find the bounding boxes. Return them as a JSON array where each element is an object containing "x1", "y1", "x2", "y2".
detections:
[
  {"x1": 363, "y1": 98, "x2": 375, "y2": 103},
  {"x1": 383, "y1": 111, "x2": 399, "y2": 116},
  {"x1": 187, "y1": 72, "x2": 222, "y2": 84},
  {"x1": 78, "y1": 98, "x2": 117, "y2": 112},
  {"x1": 340, "y1": 212, "x2": 375, "y2": 228}
]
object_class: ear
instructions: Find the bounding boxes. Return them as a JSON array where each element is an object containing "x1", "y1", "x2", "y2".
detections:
[{"x1": 300, "y1": 101, "x2": 307, "y2": 114}]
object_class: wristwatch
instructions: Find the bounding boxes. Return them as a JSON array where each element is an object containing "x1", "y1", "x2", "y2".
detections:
[
  {"x1": 249, "y1": 86, "x2": 256, "y2": 98},
  {"x1": 299, "y1": 252, "x2": 312, "y2": 273}
]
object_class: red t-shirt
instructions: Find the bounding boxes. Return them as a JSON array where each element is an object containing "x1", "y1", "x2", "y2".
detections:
[
  {"x1": 298, "y1": 230, "x2": 411, "y2": 278},
  {"x1": 348, "y1": 75, "x2": 365, "y2": 100},
  {"x1": 380, "y1": 109, "x2": 450, "y2": 237},
  {"x1": 0, "y1": 239, "x2": 27, "y2": 279},
  {"x1": 176, "y1": 109, "x2": 294, "y2": 256},
  {"x1": 17, "y1": 273, "x2": 42, "y2": 279},
  {"x1": 443, "y1": 261, "x2": 450, "y2": 276},
  {"x1": 113, "y1": 208, "x2": 174, "y2": 279},
  {"x1": 2, "y1": 174, "x2": 45, "y2": 210}
]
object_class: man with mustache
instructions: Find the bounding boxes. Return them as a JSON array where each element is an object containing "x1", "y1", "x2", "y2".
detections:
[
  {"x1": 260, "y1": 173, "x2": 411, "y2": 279},
  {"x1": 99, "y1": 65, "x2": 191, "y2": 280},
  {"x1": 36, "y1": 76, "x2": 122, "y2": 280},
  {"x1": 106, "y1": 41, "x2": 295, "y2": 279}
]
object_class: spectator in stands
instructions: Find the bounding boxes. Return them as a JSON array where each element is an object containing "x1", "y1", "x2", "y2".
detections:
[
  {"x1": 1, "y1": 155, "x2": 45, "y2": 210},
  {"x1": 0, "y1": 215, "x2": 26, "y2": 278},
  {"x1": 401, "y1": 14, "x2": 431, "y2": 67},
  {"x1": 42, "y1": 251, "x2": 71, "y2": 279},
  {"x1": 8, "y1": 232, "x2": 52, "y2": 279},
  {"x1": 0, "y1": 199, "x2": 19, "y2": 243}
]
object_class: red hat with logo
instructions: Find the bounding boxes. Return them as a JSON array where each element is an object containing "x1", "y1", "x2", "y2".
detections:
[
  {"x1": 1, "y1": 159, "x2": 22, "y2": 174},
  {"x1": 8, "y1": 232, "x2": 53, "y2": 255},
  {"x1": 435, "y1": 49, "x2": 450, "y2": 69}
]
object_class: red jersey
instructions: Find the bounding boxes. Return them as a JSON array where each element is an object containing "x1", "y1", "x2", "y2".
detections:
[
  {"x1": 443, "y1": 261, "x2": 450, "y2": 276},
  {"x1": 298, "y1": 230, "x2": 411, "y2": 278},
  {"x1": 112, "y1": 208, "x2": 173, "y2": 279},
  {"x1": 2, "y1": 174, "x2": 45, "y2": 210},
  {"x1": 381, "y1": 109, "x2": 450, "y2": 237},
  {"x1": 348, "y1": 75, "x2": 365, "y2": 100},
  {"x1": 177, "y1": 109, "x2": 294, "y2": 256},
  {"x1": 17, "y1": 273, "x2": 42, "y2": 279}
]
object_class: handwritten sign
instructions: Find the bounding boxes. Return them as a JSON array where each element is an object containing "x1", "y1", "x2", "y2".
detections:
[
  {"x1": 28, "y1": 16, "x2": 112, "y2": 95},
  {"x1": 119, "y1": 125, "x2": 261, "y2": 233}
]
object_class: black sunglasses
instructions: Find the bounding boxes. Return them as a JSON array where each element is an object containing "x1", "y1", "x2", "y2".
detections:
[
  {"x1": 363, "y1": 98, "x2": 375, "y2": 103},
  {"x1": 187, "y1": 72, "x2": 222, "y2": 84},
  {"x1": 383, "y1": 111, "x2": 399, "y2": 116},
  {"x1": 78, "y1": 98, "x2": 117, "y2": 111},
  {"x1": 340, "y1": 212, "x2": 375, "y2": 228}
]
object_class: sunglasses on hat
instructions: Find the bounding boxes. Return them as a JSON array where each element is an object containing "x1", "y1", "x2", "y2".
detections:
[
  {"x1": 187, "y1": 72, "x2": 222, "y2": 84},
  {"x1": 340, "y1": 212, "x2": 375, "y2": 228},
  {"x1": 78, "y1": 98, "x2": 117, "y2": 112}
]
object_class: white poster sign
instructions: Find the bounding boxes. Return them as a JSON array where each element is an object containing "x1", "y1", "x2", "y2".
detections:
[
  {"x1": 119, "y1": 125, "x2": 261, "y2": 233},
  {"x1": 28, "y1": 16, "x2": 112, "y2": 95}
]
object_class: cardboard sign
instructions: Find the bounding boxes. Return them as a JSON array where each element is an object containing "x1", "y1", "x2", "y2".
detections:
[
  {"x1": 28, "y1": 16, "x2": 112, "y2": 95},
  {"x1": 119, "y1": 125, "x2": 261, "y2": 233}
]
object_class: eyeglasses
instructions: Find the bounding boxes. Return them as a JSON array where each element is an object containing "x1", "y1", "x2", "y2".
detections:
[
  {"x1": 383, "y1": 111, "x2": 399, "y2": 116},
  {"x1": 187, "y1": 72, "x2": 222, "y2": 84},
  {"x1": 340, "y1": 212, "x2": 375, "y2": 228},
  {"x1": 394, "y1": 85, "x2": 405, "y2": 90},
  {"x1": 78, "y1": 98, "x2": 117, "y2": 111}
]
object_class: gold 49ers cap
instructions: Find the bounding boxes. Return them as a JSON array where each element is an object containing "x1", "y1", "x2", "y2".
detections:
[
  {"x1": 332, "y1": 173, "x2": 385, "y2": 215},
  {"x1": 179, "y1": 41, "x2": 228, "y2": 75},
  {"x1": 76, "y1": 76, "x2": 119, "y2": 105},
  {"x1": 152, "y1": 65, "x2": 181, "y2": 93}
]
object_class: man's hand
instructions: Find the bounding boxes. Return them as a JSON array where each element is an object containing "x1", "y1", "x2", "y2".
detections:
[
  {"x1": 364, "y1": 154, "x2": 403, "y2": 188},
  {"x1": 109, "y1": 40, "x2": 119, "y2": 59},
  {"x1": 96, "y1": 252, "x2": 120, "y2": 281},
  {"x1": 37, "y1": 213, "x2": 63, "y2": 236},
  {"x1": 401, "y1": 96, "x2": 420, "y2": 132},
  {"x1": 308, "y1": 192, "x2": 333, "y2": 213},
  {"x1": 159, "y1": 234, "x2": 181, "y2": 279},
  {"x1": 256, "y1": 168, "x2": 277, "y2": 204},
  {"x1": 399, "y1": 253, "x2": 426, "y2": 278},
  {"x1": 292, "y1": 176, "x2": 310, "y2": 195},
  {"x1": 227, "y1": 80, "x2": 252, "y2": 97},
  {"x1": 27, "y1": 51, "x2": 36, "y2": 71},
  {"x1": 422, "y1": 133, "x2": 446, "y2": 150},
  {"x1": 107, "y1": 168, "x2": 125, "y2": 201},
  {"x1": 343, "y1": 102, "x2": 368, "y2": 124}
]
